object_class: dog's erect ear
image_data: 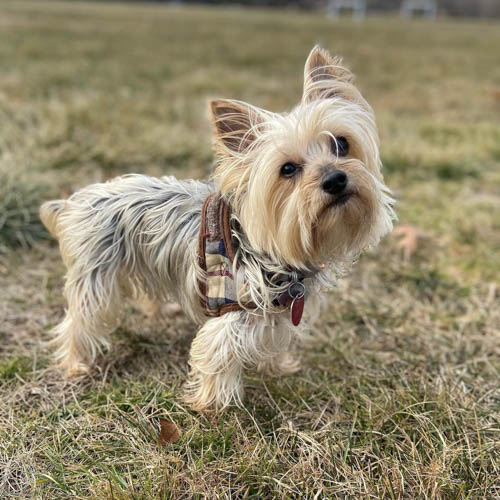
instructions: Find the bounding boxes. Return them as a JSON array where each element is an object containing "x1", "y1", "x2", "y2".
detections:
[
  {"x1": 303, "y1": 46, "x2": 356, "y2": 103},
  {"x1": 210, "y1": 99, "x2": 264, "y2": 156}
]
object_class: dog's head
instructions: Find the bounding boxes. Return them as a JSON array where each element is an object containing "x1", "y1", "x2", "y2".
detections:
[{"x1": 211, "y1": 46, "x2": 394, "y2": 269}]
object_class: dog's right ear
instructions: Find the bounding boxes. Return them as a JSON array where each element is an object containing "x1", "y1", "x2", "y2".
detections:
[{"x1": 210, "y1": 99, "x2": 265, "y2": 156}]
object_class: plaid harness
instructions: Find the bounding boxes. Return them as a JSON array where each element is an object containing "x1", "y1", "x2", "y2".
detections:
[
  {"x1": 198, "y1": 192, "x2": 308, "y2": 324},
  {"x1": 198, "y1": 193, "x2": 248, "y2": 316}
]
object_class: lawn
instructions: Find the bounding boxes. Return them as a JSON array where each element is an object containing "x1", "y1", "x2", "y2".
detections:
[{"x1": 0, "y1": 0, "x2": 499, "y2": 498}]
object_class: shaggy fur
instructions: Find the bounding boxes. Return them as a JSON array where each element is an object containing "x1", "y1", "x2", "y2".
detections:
[{"x1": 40, "y1": 46, "x2": 395, "y2": 410}]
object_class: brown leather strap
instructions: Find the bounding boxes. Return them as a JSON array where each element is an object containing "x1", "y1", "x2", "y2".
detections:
[{"x1": 198, "y1": 193, "x2": 245, "y2": 316}]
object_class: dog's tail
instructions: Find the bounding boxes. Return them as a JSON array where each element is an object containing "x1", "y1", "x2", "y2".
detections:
[{"x1": 40, "y1": 200, "x2": 66, "y2": 239}]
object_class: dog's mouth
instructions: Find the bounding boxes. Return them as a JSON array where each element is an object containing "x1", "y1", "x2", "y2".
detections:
[
  {"x1": 317, "y1": 191, "x2": 356, "y2": 220},
  {"x1": 329, "y1": 191, "x2": 355, "y2": 207}
]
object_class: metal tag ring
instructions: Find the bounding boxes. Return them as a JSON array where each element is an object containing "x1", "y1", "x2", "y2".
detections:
[{"x1": 288, "y1": 281, "x2": 305, "y2": 300}]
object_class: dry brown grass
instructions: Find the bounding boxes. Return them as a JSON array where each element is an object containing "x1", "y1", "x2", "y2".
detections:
[{"x1": 0, "y1": 1, "x2": 499, "y2": 498}]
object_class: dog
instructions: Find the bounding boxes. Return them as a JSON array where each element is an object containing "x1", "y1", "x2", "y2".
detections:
[{"x1": 40, "y1": 46, "x2": 395, "y2": 411}]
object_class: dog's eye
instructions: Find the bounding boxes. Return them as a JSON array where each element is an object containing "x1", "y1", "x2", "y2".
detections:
[
  {"x1": 331, "y1": 136, "x2": 349, "y2": 157},
  {"x1": 280, "y1": 162, "x2": 300, "y2": 178}
]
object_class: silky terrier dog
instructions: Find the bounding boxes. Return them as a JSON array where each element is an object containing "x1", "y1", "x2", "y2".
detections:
[{"x1": 40, "y1": 46, "x2": 395, "y2": 410}]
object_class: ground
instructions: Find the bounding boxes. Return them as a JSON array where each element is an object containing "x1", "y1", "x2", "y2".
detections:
[{"x1": 0, "y1": 1, "x2": 499, "y2": 498}]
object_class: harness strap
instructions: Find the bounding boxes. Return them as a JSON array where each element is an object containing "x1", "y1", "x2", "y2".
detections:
[
  {"x1": 198, "y1": 193, "x2": 244, "y2": 316},
  {"x1": 198, "y1": 192, "x2": 307, "y2": 326}
]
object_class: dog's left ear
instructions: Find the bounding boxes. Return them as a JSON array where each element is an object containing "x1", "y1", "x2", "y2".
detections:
[
  {"x1": 302, "y1": 45, "x2": 356, "y2": 103},
  {"x1": 210, "y1": 99, "x2": 265, "y2": 156}
]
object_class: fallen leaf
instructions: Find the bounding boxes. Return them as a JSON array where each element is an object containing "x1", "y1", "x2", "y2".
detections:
[
  {"x1": 393, "y1": 224, "x2": 419, "y2": 261},
  {"x1": 157, "y1": 419, "x2": 180, "y2": 445},
  {"x1": 491, "y1": 88, "x2": 500, "y2": 101}
]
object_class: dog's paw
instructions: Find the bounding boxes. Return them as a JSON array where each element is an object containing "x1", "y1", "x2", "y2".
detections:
[
  {"x1": 183, "y1": 376, "x2": 215, "y2": 412},
  {"x1": 257, "y1": 352, "x2": 301, "y2": 376},
  {"x1": 68, "y1": 363, "x2": 90, "y2": 378},
  {"x1": 164, "y1": 302, "x2": 182, "y2": 317},
  {"x1": 57, "y1": 358, "x2": 91, "y2": 378},
  {"x1": 135, "y1": 295, "x2": 161, "y2": 318},
  {"x1": 183, "y1": 372, "x2": 244, "y2": 412}
]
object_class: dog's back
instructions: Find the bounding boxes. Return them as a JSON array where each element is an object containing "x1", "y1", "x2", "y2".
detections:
[{"x1": 41, "y1": 174, "x2": 212, "y2": 301}]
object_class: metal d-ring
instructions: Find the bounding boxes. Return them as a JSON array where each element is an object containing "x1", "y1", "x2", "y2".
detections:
[{"x1": 288, "y1": 275, "x2": 305, "y2": 300}]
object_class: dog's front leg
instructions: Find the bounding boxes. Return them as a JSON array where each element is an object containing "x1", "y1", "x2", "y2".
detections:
[
  {"x1": 184, "y1": 312, "x2": 248, "y2": 411},
  {"x1": 184, "y1": 311, "x2": 295, "y2": 411}
]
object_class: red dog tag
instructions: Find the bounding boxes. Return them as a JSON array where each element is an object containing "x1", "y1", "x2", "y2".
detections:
[{"x1": 291, "y1": 295, "x2": 305, "y2": 326}]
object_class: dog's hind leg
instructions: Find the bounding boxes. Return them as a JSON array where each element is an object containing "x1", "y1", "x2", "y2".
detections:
[{"x1": 52, "y1": 265, "x2": 123, "y2": 377}]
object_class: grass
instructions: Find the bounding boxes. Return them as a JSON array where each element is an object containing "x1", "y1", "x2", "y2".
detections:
[
  {"x1": 0, "y1": 170, "x2": 49, "y2": 252},
  {"x1": 0, "y1": 1, "x2": 499, "y2": 498}
]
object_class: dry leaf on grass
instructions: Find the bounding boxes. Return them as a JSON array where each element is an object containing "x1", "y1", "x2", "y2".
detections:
[
  {"x1": 393, "y1": 224, "x2": 420, "y2": 261},
  {"x1": 491, "y1": 88, "x2": 500, "y2": 101},
  {"x1": 157, "y1": 419, "x2": 180, "y2": 445}
]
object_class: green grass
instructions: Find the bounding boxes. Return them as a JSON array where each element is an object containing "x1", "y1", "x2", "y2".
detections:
[
  {"x1": 0, "y1": 171, "x2": 49, "y2": 251},
  {"x1": 0, "y1": 1, "x2": 499, "y2": 498}
]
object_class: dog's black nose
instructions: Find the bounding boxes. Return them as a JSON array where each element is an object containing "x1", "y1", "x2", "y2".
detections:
[{"x1": 322, "y1": 170, "x2": 348, "y2": 195}]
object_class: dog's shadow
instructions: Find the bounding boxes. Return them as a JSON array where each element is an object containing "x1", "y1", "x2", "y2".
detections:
[
  {"x1": 87, "y1": 303, "x2": 352, "y2": 427},
  {"x1": 100, "y1": 304, "x2": 196, "y2": 379}
]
